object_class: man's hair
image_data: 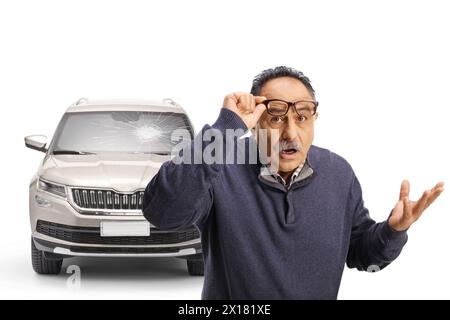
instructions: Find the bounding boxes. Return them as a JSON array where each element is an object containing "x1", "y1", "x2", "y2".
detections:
[{"x1": 250, "y1": 66, "x2": 316, "y2": 98}]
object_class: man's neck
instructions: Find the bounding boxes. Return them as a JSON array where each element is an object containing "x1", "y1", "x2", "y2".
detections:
[
  {"x1": 276, "y1": 160, "x2": 306, "y2": 185},
  {"x1": 278, "y1": 170, "x2": 294, "y2": 183}
]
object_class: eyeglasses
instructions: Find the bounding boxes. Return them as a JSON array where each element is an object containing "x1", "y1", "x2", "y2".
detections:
[{"x1": 261, "y1": 99, "x2": 319, "y2": 117}]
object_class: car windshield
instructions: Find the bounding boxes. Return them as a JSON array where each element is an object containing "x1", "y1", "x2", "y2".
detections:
[{"x1": 50, "y1": 111, "x2": 193, "y2": 154}]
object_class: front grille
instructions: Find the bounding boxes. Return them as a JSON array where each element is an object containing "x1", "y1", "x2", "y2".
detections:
[
  {"x1": 36, "y1": 220, "x2": 200, "y2": 246},
  {"x1": 71, "y1": 188, "x2": 145, "y2": 210}
]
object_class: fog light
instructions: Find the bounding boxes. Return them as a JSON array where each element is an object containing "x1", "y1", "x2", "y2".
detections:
[{"x1": 35, "y1": 195, "x2": 51, "y2": 207}]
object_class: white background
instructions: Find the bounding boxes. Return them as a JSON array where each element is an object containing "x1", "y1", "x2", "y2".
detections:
[{"x1": 0, "y1": 0, "x2": 449, "y2": 299}]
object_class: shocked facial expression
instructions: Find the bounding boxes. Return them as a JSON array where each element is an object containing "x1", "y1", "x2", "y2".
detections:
[{"x1": 257, "y1": 76, "x2": 318, "y2": 174}]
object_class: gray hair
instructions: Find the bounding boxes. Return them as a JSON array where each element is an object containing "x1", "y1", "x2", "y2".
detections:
[{"x1": 250, "y1": 66, "x2": 316, "y2": 98}]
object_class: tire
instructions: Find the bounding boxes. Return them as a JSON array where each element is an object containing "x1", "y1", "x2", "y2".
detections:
[
  {"x1": 31, "y1": 238, "x2": 63, "y2": 275},
  {"x1": 187, "y1": 259, "x2": 204, "y2": 276}
]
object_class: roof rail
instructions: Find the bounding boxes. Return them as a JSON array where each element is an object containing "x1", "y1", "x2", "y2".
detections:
[{"x1": 74, "y1": 97, "x2": 88, "y2": 106}]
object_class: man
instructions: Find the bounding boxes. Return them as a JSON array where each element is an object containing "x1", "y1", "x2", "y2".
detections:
[{"x1": 142, "y1": 66, "x2": 444, "y2": 299}]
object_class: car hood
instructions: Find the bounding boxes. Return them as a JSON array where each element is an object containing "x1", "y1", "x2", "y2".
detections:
[{"x1": 38, "y1": 153, "x2": 172, "y2": 192}]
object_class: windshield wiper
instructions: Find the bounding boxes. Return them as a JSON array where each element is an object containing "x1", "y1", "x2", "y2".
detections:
[
  {"x1": 130, "y1": 151, "x2": 172, "y2": 155},
  {"x1": 151, "y1": 152, "x2": 171, "y2": 155},
  {"x1": 52, "y1": 150, "x2": 96, "y2": 155}
]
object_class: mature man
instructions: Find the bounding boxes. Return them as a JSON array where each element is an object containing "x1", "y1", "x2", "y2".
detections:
[{"x1": 142, "y1": 66, "x2": 444, "y2": 299}]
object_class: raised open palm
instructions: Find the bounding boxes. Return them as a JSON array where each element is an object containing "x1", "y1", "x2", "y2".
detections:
[{"x1": 389, "y1": 180, "x2": 444, "y2": 231}]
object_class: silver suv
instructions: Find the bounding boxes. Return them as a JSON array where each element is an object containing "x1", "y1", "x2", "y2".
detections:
[{"x1": 25, "y1": 98, "x2": 204, "y2": 276}]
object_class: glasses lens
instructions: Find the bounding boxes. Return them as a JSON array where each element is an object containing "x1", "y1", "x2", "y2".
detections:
[
  {"x1": 294, "y1": 101, "x2": 317, "y2": 116},
  {"x1": 267, "y1": 100, "x2": 289, "y2": 116}
]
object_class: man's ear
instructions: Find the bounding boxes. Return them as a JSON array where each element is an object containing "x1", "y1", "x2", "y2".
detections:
[{"x1": 314, "y1": 112, "x2": 319, "y2": 120}]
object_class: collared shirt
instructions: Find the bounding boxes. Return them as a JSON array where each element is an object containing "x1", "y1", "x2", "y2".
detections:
[
  {"x1": 263, "y1": 162, "x2": 305, "y2": 188},
  {"x1": 259, "y1": 159, "x2": 314, "y2": 190}
]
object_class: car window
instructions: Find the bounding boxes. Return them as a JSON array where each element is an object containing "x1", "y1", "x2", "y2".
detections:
[{"x1": 50, "y1": 111, "x2": 194, "y2": 154}]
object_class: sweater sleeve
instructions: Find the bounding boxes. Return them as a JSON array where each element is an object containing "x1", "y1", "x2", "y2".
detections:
[
  {"x1": 346, "y1": 174, "x2": 408, "y2": 271},
  {"x1": 142, "y1": 108, "x2": 248, "y2": 231}
]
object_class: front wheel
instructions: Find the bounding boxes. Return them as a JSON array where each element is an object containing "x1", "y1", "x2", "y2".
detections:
[
  {"x1": 31, "y1": 238, "x2": 63, "y2": 274},
  {"x1": 187, "y1": 259, "x2": 204, "y2": 276}
]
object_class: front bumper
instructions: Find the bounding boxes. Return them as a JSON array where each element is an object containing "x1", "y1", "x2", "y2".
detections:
[
  {"x1": 33, "y1": 220, "x2": 202, "y2": 258},
  {"x1": 30, "y1": 180, "x2": 202, "y2": 258}
]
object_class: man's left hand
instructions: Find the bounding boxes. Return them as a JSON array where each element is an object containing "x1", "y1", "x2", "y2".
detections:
[{"x1": 389, "y1": 180, "x2": 444, "y2": 232}]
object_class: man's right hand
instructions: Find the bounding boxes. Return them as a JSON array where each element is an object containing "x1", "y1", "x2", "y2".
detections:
[{"x1": 222, "y1": 92, "x2": 267, "y2": 129}]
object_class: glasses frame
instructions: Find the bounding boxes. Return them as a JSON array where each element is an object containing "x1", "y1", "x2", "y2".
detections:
[{"x1": 261, "y1": 99, "x2": 319, "y2": 117}]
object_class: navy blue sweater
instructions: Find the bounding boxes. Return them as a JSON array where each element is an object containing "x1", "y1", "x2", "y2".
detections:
[{"x1": 143, "y1": 108, "x2": 408, "y2": 299}]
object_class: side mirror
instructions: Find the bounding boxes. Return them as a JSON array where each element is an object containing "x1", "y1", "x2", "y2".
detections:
[{"x1": 24, "y1": 135, "x2": 48, "y2": 153}]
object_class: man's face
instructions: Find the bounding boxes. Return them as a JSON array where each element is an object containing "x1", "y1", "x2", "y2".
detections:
[{"x1": 258, "y1": 76, "x2": 318, "y2": 174}]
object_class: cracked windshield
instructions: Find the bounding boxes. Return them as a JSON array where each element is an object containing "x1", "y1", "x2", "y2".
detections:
[{"x1": 51, "y1": 111, "x2": 193, "y2": 154}]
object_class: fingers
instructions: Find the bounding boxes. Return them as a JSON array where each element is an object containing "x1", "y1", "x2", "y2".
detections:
[
  {"x1": 431, "y1": 181, "x2": 445, "y2": 192},
  {"x1": 399, "y1": 179, "x2": 410, "y2": 200},
  {"x1": 415, "y1": 182, "x2": 445, "y2": 214},
  {"x1": 226, "y1": 92, "x2": 266, "y2": 114},
  {"x1": 425, "y1": 182, "x2": 445, "y2": 209},
  {"x1": 253, "y1": 103, "x2": 266, "y2": 120},
  {"x1": 236, "y1": 93, "x2": 255, "y2": 114},
  {"x1": 402, "y1": 197, "x2": 412, "y2": 220},
  {"x1": 413, "y1": 190, "x2": 431, "y2": 219},
  {"x1": 406, "y1": 181, "x2": 445, "y2": 222},
  {"x1": 223, "y1": 94, "x2": 239, "y2": 110},
  {"x1": 254, "y1": 96, "x2": 267, "y2": 105}
]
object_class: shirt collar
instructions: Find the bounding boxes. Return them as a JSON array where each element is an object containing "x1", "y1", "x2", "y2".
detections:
[
  {"x1": 247, "y1": 134, "x2": 315, "y2": 190},
  {"x1": 264, "y1": 162, "x2": 304, "y2": 187},
  {"x1": 259, "y1": 159, "x2": 313, "y2": 190}
]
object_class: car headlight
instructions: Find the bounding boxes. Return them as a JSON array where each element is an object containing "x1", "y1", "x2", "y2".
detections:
[{"x1": 38, "y1": 178, "x2": 67, "y2": 198}]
